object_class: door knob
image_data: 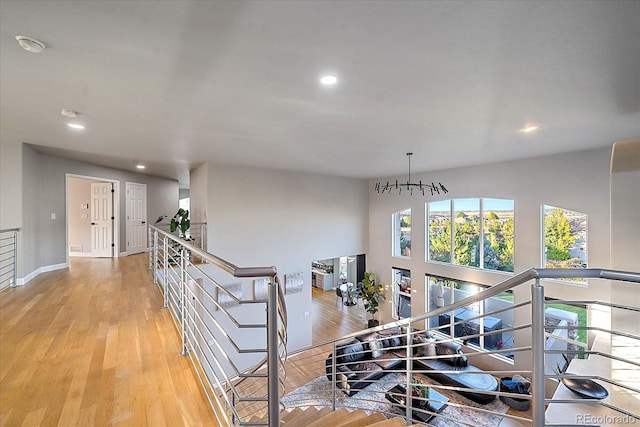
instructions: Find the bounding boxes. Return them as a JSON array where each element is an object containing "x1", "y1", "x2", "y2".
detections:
[
  {"x1": 142, "y1": 221, "x2": 146, "y2": 224},
  {"x1": 91, "y1": 222, "x2": 96, "y2": 225}
]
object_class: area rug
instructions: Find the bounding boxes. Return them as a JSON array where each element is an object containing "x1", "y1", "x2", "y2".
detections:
[{"x1": 281, "y1": 372, "x2": 508, "y2": 427}]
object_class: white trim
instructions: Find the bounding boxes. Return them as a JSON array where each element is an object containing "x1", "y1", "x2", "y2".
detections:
[
  {"x1": 65, "y1": 173, "x2": 120, "y2": 261},
  {"x1": 119, "y1": 252, "x2": 128, "y2": 257},
  {"x1": 125, "y1": 181, "x2": 148, "y2": 256},
  {"x1": 69, "y1": 252, "x2": 94, "y2": 258},
  {"x1": 18, "y1": 262, "x2": 68, "y2": 285}
]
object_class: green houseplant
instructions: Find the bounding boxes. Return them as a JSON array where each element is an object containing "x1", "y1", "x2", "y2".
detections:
[
  {"x1": 170, "y1": 208, "x2": 191, "y2": 240},
  {"x1": 361, "y1": 272, "x2": 385, "y2": 327}
]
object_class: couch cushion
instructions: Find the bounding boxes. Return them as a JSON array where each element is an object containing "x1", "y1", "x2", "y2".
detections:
[
  {"x1": 371, "y1": 354, "x2": 404, "y2": 371},
  {"x1": 414, "y1": 358, "x2": 498, "y2": 404},
  {"x1": 381, "y1": 335, "x2": 402, "y2": 349},
  {"x1": 336, "y1": 339, "x2": 367, "y2": 364}
]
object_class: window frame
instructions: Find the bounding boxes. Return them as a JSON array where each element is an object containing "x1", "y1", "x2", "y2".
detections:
[
  {"x1": 541, "y1": 205, "x2": 588, "y2": 285},
  {"x1": 426, "y1": 198, "x2": 515, "y2": 273},
  {"x1": 426, "y1": 274, "x2": 515, "y2": 361},
  {"x1": 392, "y1": 268, "x2": 411, "y2": 320},
  {"x1": 392, "y1": 208, "x2": 412, "y2": 258}
]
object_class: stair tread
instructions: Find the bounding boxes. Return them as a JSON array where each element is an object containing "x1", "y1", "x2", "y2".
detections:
[
  {"x1": 338, "y1": 412, "x2": 387, "y2": 427},
  {"x1": 333, "y1": 409, "x2": 369, "y2": 427},
  {"x1": 367, "y1": 417, "x2": 408, "y2": 427},
  {"x1": 282, "y1": 407, "x2": 333, "y2": 426},
  {"x1": 306, "y1": 407, "x2": 350, "y2": 427},
  {"x1": 281, "y1": 407, "x2": 303, "y2": 422}
]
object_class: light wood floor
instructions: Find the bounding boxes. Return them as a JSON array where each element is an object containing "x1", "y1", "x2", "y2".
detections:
[
  {"x1": 0, "y1": 255, "x2": 218, "y2": 427},
  {"x1": 0, "y1": 255, "x2": 365, "y2": 427}
]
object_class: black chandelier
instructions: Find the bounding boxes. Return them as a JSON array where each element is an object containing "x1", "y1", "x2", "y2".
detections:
[{"x1": 374, "y1": 152, "x2": 448, "y2": 196}]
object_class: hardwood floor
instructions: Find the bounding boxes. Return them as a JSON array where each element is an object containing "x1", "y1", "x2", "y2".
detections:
[
  {"x1": 0, "y1": 257, "x2": 528, "y2": 426},
  {"x1": 311, "y1": 286, "x2": 368, "y2": 346},
  {"x1": 0, "y1": 256, "x2": 367, "y2": 427},
  {"x1": 0, "y1": 255, "x2": 217, "y2": 427}
]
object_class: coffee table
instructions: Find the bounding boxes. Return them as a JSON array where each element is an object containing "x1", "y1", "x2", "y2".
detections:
[{"x1": 385, "y1": 381, "x2": 449, "y2": 423}]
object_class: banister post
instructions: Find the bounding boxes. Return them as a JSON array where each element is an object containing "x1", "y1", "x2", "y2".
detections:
[
  {"x1": 267, "y1": 278, "x2": 280, "y2": 427},
  {"x1": 12, "y1": 230, "x2": 18, "y2": 288},
  {"x1": 531, "y1": 278, "x2": 546, "y2": 425},
  {"x1": 180, "y1": 248, "x2": 189, "y2": 356},
  {"x1": 152, "y1": 229, "x2": 158, "y2": 284},
  {"x1": 163, "y1": 236, "x2": 168, "y2": 308}
]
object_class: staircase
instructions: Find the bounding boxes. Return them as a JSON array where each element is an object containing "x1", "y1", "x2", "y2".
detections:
[{"x1": 255, "y1": 408, "x2": 422, "y2": 427}]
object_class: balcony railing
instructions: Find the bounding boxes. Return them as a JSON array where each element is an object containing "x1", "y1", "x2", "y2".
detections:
[
  {"x1": 282, "y1": 268, "x2": 640, "y2": 426},
  {"x1": 145, "y1": 224, "x2": 639, "y2": 426},
  {"x1": 0, "y1": 228, "x2": 19, "y2": 292},
  {"x1": 148, "y1": 225, "x2": 287, "y2": 426}
]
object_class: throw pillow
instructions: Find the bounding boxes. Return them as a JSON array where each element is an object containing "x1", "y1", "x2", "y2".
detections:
[
  {"x1": 368, "y1": 337, "x2": 385, "y2": 359},
  {"x1": 424, "y1": 338, "x2": 436, "y2": 357},
  {"x1": 413, "y1": 335, "x2": 436, "y2": 357}
]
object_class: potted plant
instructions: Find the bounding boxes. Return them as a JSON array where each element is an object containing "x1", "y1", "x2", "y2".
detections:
[
  {"x1": 170, "y1": 208, "x2": 191, "y2": 240},
  {"x1": 361, "y1": 272, "x2": 385, "y2": 328}
]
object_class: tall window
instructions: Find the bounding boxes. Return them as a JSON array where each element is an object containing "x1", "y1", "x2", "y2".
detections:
[
  {"x1": 392, "y1": 268, "x2": 411, "y2": 320},
  {"x1": 428, "y1": 200, "x2": 451, "y2": 262},
  {"x1": 454, "y1": 199, "x2": 480, "y2": 267},
  {"x1": 393, "y1": 208, "x2": 411, "y2": 258},
  {"x1": 426, "y1": 275, "x2": 514, "y2": 359},
  {"x1": 542, "y1": 205, "x2": 587, "y2": 283},
  {"x1": 483, "y1": 199, "x2": 515, "y2": 272},
  {"x1": 427, "y1": 198, "x2": 514, "y2": 272}
]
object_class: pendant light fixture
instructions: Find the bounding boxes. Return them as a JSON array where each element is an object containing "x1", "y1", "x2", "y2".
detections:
[{"x1": 374, "y1": 153, "x2": 448, "y2": 196}]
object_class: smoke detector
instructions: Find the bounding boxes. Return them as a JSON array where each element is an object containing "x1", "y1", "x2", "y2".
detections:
[
  {"x1": 15, "y1": 35, "x2": 46, "y2": 53},
  {"x1": 61, "y1": 109, "x2": 78, "y2": 118}
]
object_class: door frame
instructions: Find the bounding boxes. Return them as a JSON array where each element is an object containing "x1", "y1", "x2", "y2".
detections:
[
  {"x1": 125, "y1": 181, "x2": 147, "y2": 255},
  {"x1": 65, "y1": 173, "x2": 120, "y2": 263}
]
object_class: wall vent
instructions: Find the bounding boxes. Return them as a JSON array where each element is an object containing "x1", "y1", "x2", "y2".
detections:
[{"x1": 69, "y1": 245, "x2": 83, "y2": 253}]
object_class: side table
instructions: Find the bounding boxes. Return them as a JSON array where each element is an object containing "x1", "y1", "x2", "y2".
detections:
[{"x1": 386, "y1": 382, "x2": 449, "y2": 423}]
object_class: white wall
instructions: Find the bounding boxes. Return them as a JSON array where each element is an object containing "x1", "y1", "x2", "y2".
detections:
[
  {"x1": 67, "y1": 177, "x2": 102, "y2": 256},
  {"x1": 0, "y1": 138, "x2": 22, "y2": 230},
  {"x1": 189, "y1": 163, "x2": 208, "y2": 223},
  {"x1": 20, "y1": 146, "x2": 179, "y2": 281},
  {"x1": 368, "y1": 147, "x2": 612, "y2": 372},
  {"x1": 609, "y1": 140, "x2": 640, "y2": 411},
  {"x1": 205, "y1": 163, "x2": 369, "y2": 352},
  {"x1": 21, "y1": 144, "x2": 40, "y2": 277}
]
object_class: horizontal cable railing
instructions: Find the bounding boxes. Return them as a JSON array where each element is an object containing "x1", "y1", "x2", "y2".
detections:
[
  {"x1": 0, "y1": 228, "x2": 19, "y2": 292},
  {"x1": 282, "y1": 268, "x2": 640, "y2": 427},
  {"x1": 148, "y1": 225, "x2": 286, "y2": 426}
]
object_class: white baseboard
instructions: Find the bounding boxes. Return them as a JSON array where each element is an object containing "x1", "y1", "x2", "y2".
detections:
[
  {"x1": 120, "y1": 252, "x2": 128, "y2": 257},
  {"x1": 18, "y1": 262, "x2": 68, "y2": 285},
  {"x1": 69, "y1": 252, "x2": 94, "y2": 258}
]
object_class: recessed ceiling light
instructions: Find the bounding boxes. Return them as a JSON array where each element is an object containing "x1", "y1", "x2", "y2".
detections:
[
  {"x1": 15, "y1": 35, "x2": 46, "y2": 53},
  {"x1": 136, "y1": 164, "x2": 146, "y2": 170},
  {"x1": 320, "y1": 75, "x2": 338, "y2": 85},
  {"x1": 520, "y1": 124, "x2": 539, "y2": 133},
  {"x1": 67, "y1": 123, "x2": 85, "y2": 130}
]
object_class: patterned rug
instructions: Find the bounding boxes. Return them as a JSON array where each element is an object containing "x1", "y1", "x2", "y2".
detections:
[{"x1": 281, "y1": 372, "x2": 508, "y2": 427}]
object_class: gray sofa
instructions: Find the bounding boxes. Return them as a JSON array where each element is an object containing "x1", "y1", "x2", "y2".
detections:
[{"x1": 325, "y1": 328, "x2": 498, "y2": 403}]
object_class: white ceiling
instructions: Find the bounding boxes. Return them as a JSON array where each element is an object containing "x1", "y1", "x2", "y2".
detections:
[{"x1": 1, "y1": 1, "x2": 639, "y2": 188}]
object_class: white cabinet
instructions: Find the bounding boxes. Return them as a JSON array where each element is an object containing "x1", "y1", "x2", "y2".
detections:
[{"x1": 313, "y1": 271, "x2": 334, "y2": 291}]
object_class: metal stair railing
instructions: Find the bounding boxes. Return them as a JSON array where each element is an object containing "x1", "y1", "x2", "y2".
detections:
[
  {"x1": 148, "y1": 225, "x2": 287, "y2": 426},
  {"x1": 0, "y1": 228, "x2": 19, "y2": 292},
  {"x1": 281, "y1": 267, "x2": 640, "y2": 427}
]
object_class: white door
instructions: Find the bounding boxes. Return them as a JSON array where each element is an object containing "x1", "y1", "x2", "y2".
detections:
[
  {"x1": 91, "y1": 182, "x2": 114, "y2": 257},
  {"x1": 126, "y1": 182, "x2": 147, "y2": 255}
]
